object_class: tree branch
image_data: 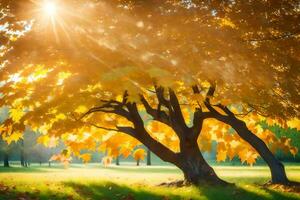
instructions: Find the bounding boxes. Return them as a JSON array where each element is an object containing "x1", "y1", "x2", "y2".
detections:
[
  {"x1": 140, "y1": 94, "x2": 171, "y2": 126},
  {"x1": 168, "y1": 88, "x2": 188, "y2": 129}
]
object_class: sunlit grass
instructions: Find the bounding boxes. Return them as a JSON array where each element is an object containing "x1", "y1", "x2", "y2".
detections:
[{"x1": 0, "y1": 164, "x2": 299, "y2": 200}]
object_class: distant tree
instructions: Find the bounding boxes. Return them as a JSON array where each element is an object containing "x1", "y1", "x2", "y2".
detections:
[
  {"x1": 133, "y1": 149, "x2": 145, "y2": 167},
  {"x1": 20, "y1": 139, "x2": 26, "y2": 167},
  {"x1": 146, "y1": 149, "x2": 151, "y2": 166},
  {"x1": 115, "y1": 155, "x2": 120, "y2": 166},
  {"x1": 3, "y1": 149, "x2": 9, "y2": 167}
]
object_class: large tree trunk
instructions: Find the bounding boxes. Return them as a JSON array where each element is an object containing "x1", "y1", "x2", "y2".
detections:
[
  {"x1": 146, "y1": 149, "x2": 151, "y2": 166},
  {"x1": 203, "y1": 85, "x2": 291, "y2": 185},
  {"x1": 4, "y1": 151, "x2": 9, "y2": 167},
  {"x1": 177, "y1": 139, "x2": 227, "y2": 185},
  {"x1": 211, "y1": 112, "x2": 289, "y2": 184},
  {"x1": 134, "y1": 128, "x2": 227, "y2": 185},
  {"x1": 97, "y1": 90, "x2": 228, "y2": 186},
  {"x1": 229, "y1": 118, "x2": 289, "y2": 184}
]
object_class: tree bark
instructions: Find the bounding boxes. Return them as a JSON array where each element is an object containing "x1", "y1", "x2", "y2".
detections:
[
  {"x1": 146, "y1": 149, "x2": 151, "y2": 166},
  {"x1": 136, "y1": 159, "x2": 140, "y2": 166},
  {"x1": 116, "y1": 155, "x2": 120, "y2": 166},
  {"x1": 202, "y1": 84, "x2": 291, "y2": 185},
  {"x1": 178, "y1": 138, "x2": 228, "y2": 185},
  {"x1": 4, "y1": 151, "x2": 9, "y2": 167},
  {"x1": 227, "y1": 118, "x2": 289, "y2": 184},
  {"x1": 83, "y1": 90, "x2": 228, "y2": 186},
  {"x1": 20, "y1": 139, "x2": 26, "y2": 167}
]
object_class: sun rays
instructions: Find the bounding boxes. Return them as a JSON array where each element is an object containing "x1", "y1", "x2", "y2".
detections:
[{"x1": 43, "y1": 1, "x2": 57, "y2": 17}]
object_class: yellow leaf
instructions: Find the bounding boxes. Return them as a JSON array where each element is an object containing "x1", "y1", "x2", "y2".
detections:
[
  {"x1": 9, "y1": 107, "x2": 25, "y2": 123},
  {"x1": 287, "y1": 118, "x2": 300, "y2": 131},
  {"x1": 55, "y1": 113, "x2": 66, "y2": 120},
  {"x1": 37, "y1": 135, "x2": 50, "y2": 147},
  {"x1": 75, "y1": 105, "x2": 88, "y2": 114},
  {"x1": 5, "y1": 131, "x2": 23, "y2": 145}
]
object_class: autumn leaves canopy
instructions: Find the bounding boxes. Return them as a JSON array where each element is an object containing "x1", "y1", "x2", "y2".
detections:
[{"x1": 0, "y1": 0, "x2": 299, "y2": 181}]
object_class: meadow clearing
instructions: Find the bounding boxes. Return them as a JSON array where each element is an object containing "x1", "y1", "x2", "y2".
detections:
[{"x1": 0, "y1": 163, "x2": 300, "y2": 200}]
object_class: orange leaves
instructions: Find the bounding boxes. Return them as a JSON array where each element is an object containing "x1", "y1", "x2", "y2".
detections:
[
  {"x1": 147, "y1": 121, "x2": 179, "y2": 152},
  {"x1": 290, "y1": 147, "x2": 298, "y2": 157},
  {"x1": 237, "y1": 149, "x2": 259, "y2": 166},
  {"x1": 216, "y1": 142, "x2": 227, "y2": 162},
  {"x1": 119, "y1": 146, "x2": 132, "y2": 159},
  {"x1": 80, "y1": 153, "x2": 92, "y2": 163},
  {"x1": 9, "y1": 107, "x2": 25, "y2": 123},
  {"x1": 133, "y1": 148, "x2": 145, "y2": 161},
  {"x1": 276, "y1": 137, "x2": 294, "y2": 154}
]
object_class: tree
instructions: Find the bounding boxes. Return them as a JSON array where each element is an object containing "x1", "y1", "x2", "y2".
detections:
[
  {"x1": 0, "y1": 0, "x2": 299, "y2": 185},
  {"x1": 115, "y1": 154, "x2": 120, "y2": 166},
  {"x1": 3, "y1": 150, "x2": 9, "y2": 167},
  {"x1": 133, "y1": 148, "x2": 145, "y2": 166},
  {"x1": 20, "y1": 139, "x2": 27, "y2": 167},
  {"x1": 146, "y1": 148, "x2": 151, "y2": 166}
]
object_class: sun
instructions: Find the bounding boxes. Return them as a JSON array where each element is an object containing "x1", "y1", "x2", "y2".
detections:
[{"x1": 43, "y1": 1, "x2": 57, "y2": 17}]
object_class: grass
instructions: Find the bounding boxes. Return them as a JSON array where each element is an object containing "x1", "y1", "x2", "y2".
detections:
[{"x1": 0, "y1": 163, "x2": 299, "y2": 200}]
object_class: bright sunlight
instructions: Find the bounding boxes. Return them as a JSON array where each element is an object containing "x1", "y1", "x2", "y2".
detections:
[{"x1": 43, "y1": 1, "x2": 57, "y2": 17}]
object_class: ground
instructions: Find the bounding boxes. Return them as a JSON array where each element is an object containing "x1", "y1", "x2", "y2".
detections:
[{"x1": 0, "y1": 163, "x2": 300, "y2": 200}]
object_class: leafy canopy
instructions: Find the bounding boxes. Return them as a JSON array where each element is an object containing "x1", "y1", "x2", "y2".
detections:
[{"x1": 0, "y1": 0, "x2": 299, "y2": 164}]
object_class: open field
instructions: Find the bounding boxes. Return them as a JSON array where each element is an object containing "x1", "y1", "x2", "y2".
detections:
[{"x1": 0, "y1": 164, "x2": 300, "y2": 200}]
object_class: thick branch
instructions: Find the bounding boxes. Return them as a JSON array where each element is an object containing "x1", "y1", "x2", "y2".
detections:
[
  {"x1": 140, "y1": 94, "x2": 171, "y2": 126},
  {"x1": 78, "y1": 100, "x2": 132, "y2": 122},
  {"x1": 168, "y1": 88, "x2": 188, "y2": 129},
  {"x1": 124, "y1": 101, "x2": 179, "y2": 164},
  {"x1": 154, "y1": 86, "x2": 170, "y2": 108}
]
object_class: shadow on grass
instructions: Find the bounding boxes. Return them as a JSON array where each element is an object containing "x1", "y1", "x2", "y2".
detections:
[
  {"x1": 0, "y1": 185, "x2": 73, "y2": 200},
  {"x1": 197, "y1": 184, "x2": 300, "y2": 200},
  {"x1": 64, "y1": 181, "x2": 181, "y2": 200},
  {"x1": 1, "y1": 180, "x2": 299, "y2": 200},
  {"x1": 63, "y1": 181, "x2": 300, "y2": 200}
]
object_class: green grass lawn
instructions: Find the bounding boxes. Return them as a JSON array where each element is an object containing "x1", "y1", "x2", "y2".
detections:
[{"x1": 0, "y1": 163, "x2": 299, "y2": 200}]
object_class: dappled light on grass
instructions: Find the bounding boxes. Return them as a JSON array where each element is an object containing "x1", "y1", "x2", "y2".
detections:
[{"x1": 0, "y1": 165, "x2": 300, "y2": 200}]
